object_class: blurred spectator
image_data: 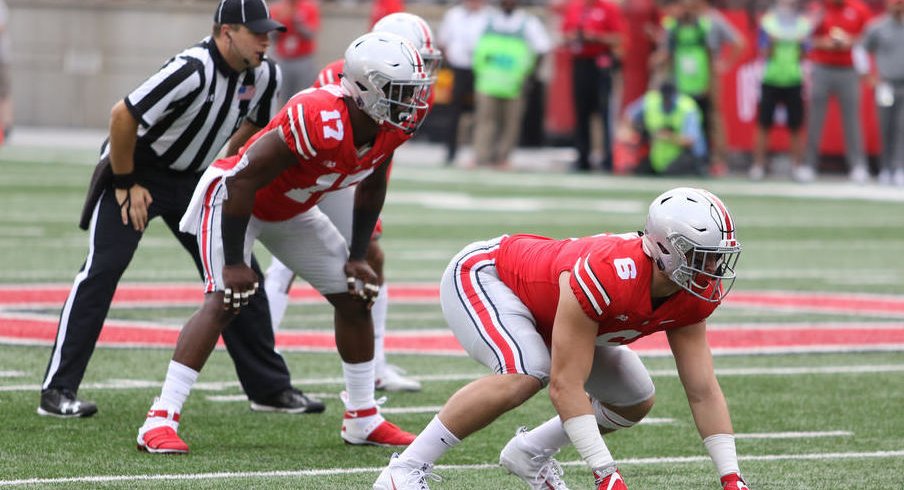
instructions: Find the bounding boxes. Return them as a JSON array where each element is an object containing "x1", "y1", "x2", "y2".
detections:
[
  {"x1": 560, "y1": 0, "x2": 623, "y2": 172},
  {"x1": 471, "y1": 0, "x2": 551, "y2": 168},
  {"x1": 623, "y1": 79, "x2": 707, "y2": 175},
  {"x1": 862, "y1": 0, "x2": 904, "y2": 186},
  {"x1": 749, "y1": 0, "x2": 812, "y2": 181},
  {"x1": 657, "y1": 0, "x2": 744, "y2": 174},
  {"x1": 370, "y1": 0, "x2": 405, "y2": 28},
  {"x1": 270, "y1": 0, "x2": 320, "y2": 104},
  {"x1": 438, "y1": 0, "x2": 495, "y2": 166},
  {"x1": 803, "y1": 0, "x2": 871, "y2": 183},
  {"x1": 0, "y1": 0, "x2": 11, "y2": 142}
]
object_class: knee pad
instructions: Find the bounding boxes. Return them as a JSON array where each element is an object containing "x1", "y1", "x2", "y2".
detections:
[{"x1": 591, "y1": 398, "x2": 643, "y2": 432}]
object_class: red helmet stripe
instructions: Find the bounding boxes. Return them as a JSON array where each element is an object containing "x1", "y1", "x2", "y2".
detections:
[
  {"x1": 415, "y1": 18, "x2": 432, "y2": 50},
  {"x1": 699, "y1": 189, "x2": 734, "y2": 240}
]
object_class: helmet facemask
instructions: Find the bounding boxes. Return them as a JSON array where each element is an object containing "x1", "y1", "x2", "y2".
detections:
[
  {"x1": 374, "y1": 73, "x2": 431, "y2": 133},
  {"x1": 668, "y1": 234, "x2": 740, "y2": 302}
]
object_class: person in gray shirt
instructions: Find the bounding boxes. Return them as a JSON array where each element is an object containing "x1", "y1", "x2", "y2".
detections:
[{"x1": 862, "y1": 0, "x2": 904, "y2": 186}]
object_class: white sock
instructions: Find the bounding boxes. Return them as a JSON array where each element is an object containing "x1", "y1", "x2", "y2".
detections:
[
  {"x1": 143, "y1": 361, "x2": 198, "y2": 432},
  {"x1": 523, "y1": 415, "x2": 572, "y2": 451},
  {"x1": 372, "y1": 284, "x2": 389, "y2": 372},
  {"x1": 264, "y1": 258, "x2": 294, "y2": 332},
  {"x1": 399, "y1": 415, "x2": 460, "y2": 466},
  {"x1": 342, "y1": 360, "x2": 376, "y2": 410}
]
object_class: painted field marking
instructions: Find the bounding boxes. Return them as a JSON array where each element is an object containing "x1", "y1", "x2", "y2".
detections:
[
  {"x1": 736, "y1": 431, "x2": 853, "y2": 440},
  {"x1": 0, "y1": 450, "x2": 901, "y2": 487},
  {"x1": 4, "y1": 364, "x2": 904, "y2": 393}
]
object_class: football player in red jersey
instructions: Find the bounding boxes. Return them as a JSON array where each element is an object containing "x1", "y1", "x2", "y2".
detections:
[
  {"x1": 374, "y1": 187, "x2": 749, "y2": 490},
  {"x1": 265, "y1": 12, "x2": 442, "y2": 393},
  {"x1": 135, "y1": 32, "x2": 431, "y2": 454}
]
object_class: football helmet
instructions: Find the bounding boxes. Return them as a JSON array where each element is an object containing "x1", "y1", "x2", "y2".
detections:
[
  {"x1": 341, "y1": 32, "x2": 431, "y2": 134},
  {"x1": 372, "y1": 12, "x2": 443, "y2": 79},
  {"x1": 641, "y1": 187, "x2": 741, "y2": 302}
]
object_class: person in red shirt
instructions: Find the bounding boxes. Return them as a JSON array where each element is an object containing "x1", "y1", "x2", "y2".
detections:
[
  {"x1": 802, "y1": 0, "x2": 873, "y2": 183},
  {"x1": 135, "y1": 32, "x2": 432, "y2": 454},
  {"x1": 375, "y1": 187, "x2": 748, "y2": 490},
  {"x1": 370, "y1": 0, "x2": 405, "y2": 28},
  {"x1": 270, "y1": 0, "x2": 320, "y2": 104},
  {"x1": 264, "y1": 12, "x2": 443, "y2": 393},
  {"x1": 560, "y1": 0, "x2": 624, "y2": 172}
]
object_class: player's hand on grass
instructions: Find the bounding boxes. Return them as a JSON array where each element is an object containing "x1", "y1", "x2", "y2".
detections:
[
  {"x1": 344, "y1": 259, "x2": 380, "y2": 308},
  {"x1": 116, "y1": 184, "x2": 153, "y2": 232},
  {"x1": 720, "y1": 473, "x2": 749, "y2": 489},
  {"x1": 221, "y1": 264, "x2": 259, "y2": 313}
]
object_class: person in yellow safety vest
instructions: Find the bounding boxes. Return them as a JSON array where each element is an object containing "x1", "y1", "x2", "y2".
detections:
[{"x1": 624, "y1": 80, "x2": 707, "y2": 175}]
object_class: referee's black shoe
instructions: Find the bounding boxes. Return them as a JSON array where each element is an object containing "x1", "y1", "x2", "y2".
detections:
[
  {"x1": 37, "y1": 389, "x2": 98, "y2": 418},
  {"x1": 250, "y1": 387, "x2": 325, "y2": 414}
]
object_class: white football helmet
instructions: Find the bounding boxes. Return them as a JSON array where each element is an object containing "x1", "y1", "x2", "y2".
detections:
[
  {"x1": 341, "y1": 32, "x2": 431, "y2": 134},
  {"x1": 641, "y1": 187, "x2": 741, "y2": 302},
  {"x1": 372, "y1": 12, "x2": 443, "y2": 79}
]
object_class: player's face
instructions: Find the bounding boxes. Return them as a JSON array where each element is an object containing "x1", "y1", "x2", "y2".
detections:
[{"x1": 228, "y1": 25, "x2": 271, "y2": 69}]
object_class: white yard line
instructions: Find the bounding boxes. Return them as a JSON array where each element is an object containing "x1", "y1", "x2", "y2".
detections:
[
  {"x1": 736, "y1": 431, "x2": 853, "y2": 439},
  {"x1": 0, "y1": 450, "x2": 901, "y2": 487},
  {"x1": 4, "y1": 364, "x2": 904, "y2": 393}
]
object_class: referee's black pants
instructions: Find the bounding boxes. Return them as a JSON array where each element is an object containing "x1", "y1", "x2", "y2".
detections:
[
  {"x1": 41, "y1": 165, "x2": 292, "y2": 402},
  {"x1": 572, "y1": 58, "x2": 613, "y2": 172}
]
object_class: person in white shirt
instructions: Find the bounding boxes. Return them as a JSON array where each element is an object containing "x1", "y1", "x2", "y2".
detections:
[{"x1": 437, "y1": 0, "x2": 495, "y2": 166}]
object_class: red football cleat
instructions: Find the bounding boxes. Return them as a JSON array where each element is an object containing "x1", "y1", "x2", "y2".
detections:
[
  {"x1": 721, "y1": 473, "x2": 749, "y2": 490},
  {"x1": 341, "y1": 405, "x2": 416, "y2": 447},
  {"x1": 137, "y1": 426, "x2": 189, "y2": 454},
  {"x1": 595, "y1": 467, "x2": 628, "y2": 490}
]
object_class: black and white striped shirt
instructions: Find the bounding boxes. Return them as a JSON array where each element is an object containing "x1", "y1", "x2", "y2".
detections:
[{"x1": 108, "y1": 36, "x2": 281, "y2": 173}]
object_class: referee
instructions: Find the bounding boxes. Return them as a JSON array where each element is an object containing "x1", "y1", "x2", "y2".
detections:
[{"x1": 38, "y1": 0, "x2": 324, "y2": 418}]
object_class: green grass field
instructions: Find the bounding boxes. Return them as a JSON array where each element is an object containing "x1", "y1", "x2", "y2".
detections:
[{"x1": 1, "y1": 141, "x2": 903, "y2": 489}]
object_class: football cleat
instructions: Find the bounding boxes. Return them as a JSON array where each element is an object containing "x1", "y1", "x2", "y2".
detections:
[
  {"x1": 373, "y1": 453, "x2": 441, "y2": 490},
  {"x1": 720, "y1": 473, "x2": 749, "y2": 490},
  {"x1": 137, "y1": 426, "x2": 188, "y2": 454},
  {"x1": 594, "y1": 466, "x2": 627, "y2": 490},
  {"x1": 499, "y1": 427, "x2": 569, "y2": 489},
  {"x1": 37, "y1": 389, "x2": 98, "y2": 418},
  {"x1": 376, "y1": 364, "x2": 422, "y2": 392},
  {"x1": 340, "y1": 394, "x2": 416, "y2": 447},
  {"x1": 250, "y1": 387, "x2": 325, "y2": 414}
]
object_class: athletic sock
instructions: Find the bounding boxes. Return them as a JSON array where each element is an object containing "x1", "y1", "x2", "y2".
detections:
[
  {"x1": 372, "y1": 284, "x2": 389, "y2": 371},
  {"x1": 342, "y1": 359, "x2": 376, "y2": 409},
  {"x1": 399, "y1": 415, "x2": 461, "y2": 465},
  {"x1": 523, "y1": 415, "x2": 572, "y2": 451}
]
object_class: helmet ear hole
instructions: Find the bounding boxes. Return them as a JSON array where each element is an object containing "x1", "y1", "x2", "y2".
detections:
[{"x1": 657, "y1": 243, "x2": 670, "y2": 255}]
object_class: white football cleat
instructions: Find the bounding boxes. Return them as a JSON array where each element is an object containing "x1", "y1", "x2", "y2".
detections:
[
  {"x1": 500, "y1": 427, "x2": 569, "y2": 489},
  {"x1": 376, "y1": 364, "x2": 422, "y2": 392},
  {"x1": 340, "y1": 393, "x2": 416, "y2": 447},
  {"x1": 374, "y1": 453, "x2": 441, "y2": 490}
]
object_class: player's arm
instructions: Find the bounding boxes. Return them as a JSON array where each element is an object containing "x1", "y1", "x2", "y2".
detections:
[
  {"x1": 549, "y1": 272, "x2": 609, "y2": 471},
  {"x1": 108, "y1": 100, "x2": 153, "y2": 232},
  {"x1": 345, "y1": 153, "x2": 391, "y2": 302},
  {"x1": 667, "y1": 320, "x2": 747, "y2": 488},
  {"x1": 225, "y1": 120, "x2": 263, "y2": 157},
  {"x1": 218, "y1": 129, "x2": 296, "y2": 306}
]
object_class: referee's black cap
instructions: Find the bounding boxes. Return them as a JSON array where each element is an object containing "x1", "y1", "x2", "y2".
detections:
[{"x1": 214, "y1": 0, "x2": 287, "y2": 34}]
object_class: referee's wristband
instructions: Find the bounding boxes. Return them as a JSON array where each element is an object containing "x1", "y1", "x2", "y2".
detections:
[{"x1": 112, "y1": 172, "x2": 136, "y2": 190}]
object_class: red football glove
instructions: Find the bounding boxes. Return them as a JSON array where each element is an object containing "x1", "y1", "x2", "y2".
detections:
[{"x1": 721, "y1": 473, "x2": 749, "y2": 489}]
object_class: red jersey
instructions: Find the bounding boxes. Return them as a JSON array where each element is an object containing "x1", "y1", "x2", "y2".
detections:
[
  {"x1": 494, "y1": 233, "x2": 719, "y2": 346},
  {"x1": 271, "y1": 0, "x2": 320, "y2": 59},
  {"x1": 213, "y1": 85, "x2": 410, "y2": 221},
  {"x1": 809, "y1": 0, "x2": 871, "y2": 66},
  {"x1": 560, "y1": 0, "x2": 624, "y2": 59}
]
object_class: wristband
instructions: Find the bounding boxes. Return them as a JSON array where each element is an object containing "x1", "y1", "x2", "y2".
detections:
[{"x1": 112, "y1": 172, "x2": 136, "y2": 190}]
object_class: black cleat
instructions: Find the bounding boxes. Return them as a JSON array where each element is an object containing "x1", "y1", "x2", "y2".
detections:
[
  {"x1": 250, "y1": 387, "x2": 325, "y2": 414},
  {"x1": 37, "y1": 389, "x2": 98, "y2": 418}
]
